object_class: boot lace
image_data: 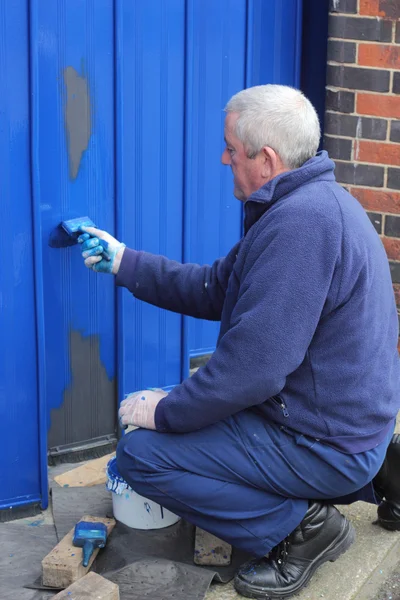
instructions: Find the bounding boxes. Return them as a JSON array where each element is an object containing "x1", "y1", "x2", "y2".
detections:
[{"x1": 272, "y1": 537, "x2": 291, "y2": 568}]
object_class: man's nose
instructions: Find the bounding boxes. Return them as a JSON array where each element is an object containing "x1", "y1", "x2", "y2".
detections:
[{"x1": 221, "y1": 148, "x2": 231, "y2": 166}]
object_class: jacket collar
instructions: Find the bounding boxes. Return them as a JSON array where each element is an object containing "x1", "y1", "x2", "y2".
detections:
[{"x1": 243, "y1": 151, "x2": 336, "y2": 233}]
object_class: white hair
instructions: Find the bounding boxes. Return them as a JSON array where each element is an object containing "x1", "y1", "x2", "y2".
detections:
[{"x1": 224, "y1": 85, "x2": 321, "y2": 170}]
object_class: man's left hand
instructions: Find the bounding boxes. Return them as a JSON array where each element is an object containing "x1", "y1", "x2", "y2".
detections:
[{"x1": 119, "y1": 389, "x2": 168, "y2": 430}]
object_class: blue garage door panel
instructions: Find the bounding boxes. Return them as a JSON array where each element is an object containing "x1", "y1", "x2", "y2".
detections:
[
  {"x1": 30, "y1": 0, "x2": 117, "y2": 450},
  {"x1": 0, "y1": 0, "x2": 306, "y2": 512},
  {"x1": 183, "y1": 0, "x2": 246, "y2": 370},
  {"x1": 116, "y1": 0, "x2": 185, "y2": 396},
  {"x1": 183, "y1": 0, "x2": 303, "y2": 372},
  {"x1": 0, "y1": 1, "x2": 42, "y2": 508},
  {"x1": 247, "y1": 0, "x2": 302, "y2": 88}
]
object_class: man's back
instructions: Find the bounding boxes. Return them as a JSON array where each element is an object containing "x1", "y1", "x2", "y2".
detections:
[{"x1": 240, "y1": 155, "x2": 400, "y2": 451}]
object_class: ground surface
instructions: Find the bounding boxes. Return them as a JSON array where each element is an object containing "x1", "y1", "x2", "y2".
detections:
[{"x1": 4, "y1": 424, "x2": 400, "y2": 600}]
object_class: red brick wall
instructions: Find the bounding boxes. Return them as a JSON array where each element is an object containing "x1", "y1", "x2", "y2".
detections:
[{"x1": 325, "y1": 0, "x2": 400, "y2": 338}]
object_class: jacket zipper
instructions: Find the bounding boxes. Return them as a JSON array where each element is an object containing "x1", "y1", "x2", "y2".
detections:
[{"x1": 272, "y1": 396, "x2": 289, "y2": 418}]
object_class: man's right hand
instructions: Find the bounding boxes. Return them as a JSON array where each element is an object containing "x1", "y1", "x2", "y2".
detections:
[{"x1": 78, "y1": 226, "x2": 125, "y2": 275}]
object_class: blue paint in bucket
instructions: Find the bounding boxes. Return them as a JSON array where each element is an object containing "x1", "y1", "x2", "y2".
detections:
[
  {"x1": 106, "y1": 457, "x2": 181, "y2": 529},
  {"x1": 106, "y1": 457, "x2": 131, "y2": 495}
]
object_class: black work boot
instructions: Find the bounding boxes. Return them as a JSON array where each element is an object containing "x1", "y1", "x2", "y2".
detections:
[
  {"x1": 373, "y1": 433, "x2": 400, "y2": 531},
  {"x1": 234, "y1": 502, "x2": 355, "y2": 599}
]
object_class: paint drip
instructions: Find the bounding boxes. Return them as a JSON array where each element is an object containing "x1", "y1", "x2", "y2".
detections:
[{"x1": 106, "y1": 457, "x2": 131, "y2": 495}]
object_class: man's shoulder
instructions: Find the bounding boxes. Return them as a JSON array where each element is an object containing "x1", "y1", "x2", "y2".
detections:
[{"x1": 264, "y1": 179, "x2": 344, "y2": 229}]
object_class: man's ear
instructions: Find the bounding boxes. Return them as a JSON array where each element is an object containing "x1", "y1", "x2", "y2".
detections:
[{"x1": 260, "y1": 146, "x2": 287, "y2": 180}]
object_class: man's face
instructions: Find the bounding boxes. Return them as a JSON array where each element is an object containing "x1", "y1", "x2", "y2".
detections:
[{"x1": 221, "y1": 112, "x2": 265, "y2": 201}]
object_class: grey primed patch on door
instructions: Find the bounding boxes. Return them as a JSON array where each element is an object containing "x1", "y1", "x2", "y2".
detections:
[
  {"x1": 63, "y1": 66, "x2": 91, "y2": 179},
  {"x1": 48, "y1": 330, "x2": 116, "y2": 450}
]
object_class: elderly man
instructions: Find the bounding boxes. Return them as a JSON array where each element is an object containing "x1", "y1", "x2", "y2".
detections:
[{"x1": 79, "y1": 85, "x2": 400, "y2": 599}]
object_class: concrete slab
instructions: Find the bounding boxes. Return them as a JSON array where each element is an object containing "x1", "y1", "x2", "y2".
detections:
[
  {"x1": 2, "y1": 504, "x2": 55, "y2": 527},
  {"x1": 206, "y1": 502, "x2": 400, "y2": 600},
  {"x1": 2, "y1": 460, "x2": 88, "y2": 528},
  {"x1": 354, "y1": 537, "x2": 400, "y2": 600}
]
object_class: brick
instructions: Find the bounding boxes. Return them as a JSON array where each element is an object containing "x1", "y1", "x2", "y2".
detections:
[
  {"x1": 324, "y1": 136, "x2": 352, "y2": 160},
  {"x1": 385, "y1": 215, "x2": 400, "y2": 237},
  {"x1": 52, "y1": 572, "x2": 119, "y2": 600},
  {"x1": 397, "y1": 22, "x2": 400, "y2": 44},
  {"x1": 379, "y1": 0, "x2": 400, "y2": 18},
  {"x1": 326, "y1": 89, "x2": 355, "y2": 113},
  {"x1": 330, "y1": 0, "x2": 358, "y2": 13},
  {"x1": 325, "y1": 113, "x2": 357, "y2": 137},
  {"x1": 42, "y1": 516, "x2": 116, "y2": 588},
  {"x1": 393, "y1": 283, "x2": 400, "y2": 306},
  {"x1": 382, "y1": 236, "x2": 400, "y2": 260},
  {"x1": 324, "y1": 113, "x2": 387, "y2": 140},
  {"x1": 357, "y1": 94, "x2": 400, "y2": 119},
  {"x1": 394, "y1": 73, "x2": 400, "y2": 95},
  {"x1": 328, "y1": 15, "x2": 392, "y2": 42},
  {"x1": 388, "y1": 168, "x2": 400, "y2": 190},
  {"x1": 360, "y1": 0, "x2": 383, "y2": 16},
  {"x1": 358, "y1": 44, "x2": 400, "y2": 69},
  {"x1": 350, "y1": 187, "x2": 400, "y2": 213},
  {"x1": 327, "y1": 40, "x2": 356, "y2": 63},
  {"x1": 390, "y1": 262, "x2": 400, "y2": 283},
  {"x1": 360, "y1": 0, "x2": 400, "y2": 18},
  {"x1": 327, "y1": 65, "x2": 390, "y2": 93},
  {"x1": 355, "y1": 117, "x2": 387, "y2": 140},
  {"x1": 367, "y1": 212, "x2": 383, "y2": 233},
  {"x1": 334, "y1": 161, "x2": 384, "y2": 186},
  {"x1": 357, "y1": 141, "x2": 400, "y2": 166},
  {"x1": 390, "y1": 121, "x2": 400, "y2": 144}
]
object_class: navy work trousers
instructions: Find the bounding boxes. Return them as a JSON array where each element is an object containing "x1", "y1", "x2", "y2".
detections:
[{"x1": 116, "y1": 410, "x2": 392, "y2": 557}]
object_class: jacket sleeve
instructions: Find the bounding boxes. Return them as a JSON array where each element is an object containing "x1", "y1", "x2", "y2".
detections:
[
  {"x1": 115, "y1": 242, "x2": 241, "y2": 321},
  {"x1": 154, "y1": 207, "x2": 341, "y2": 433}
]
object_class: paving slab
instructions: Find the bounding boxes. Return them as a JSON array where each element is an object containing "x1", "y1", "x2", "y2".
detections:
[{"x1": 355, "y1": 537, "x2": 400, "y2": 600}]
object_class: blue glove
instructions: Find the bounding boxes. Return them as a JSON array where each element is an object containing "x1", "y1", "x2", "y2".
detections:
[{"x1": 78, "y1": 227, "x2": 125, "y2": 274}]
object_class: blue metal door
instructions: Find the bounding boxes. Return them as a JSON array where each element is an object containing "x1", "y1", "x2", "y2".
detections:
[
  {"x1": 182, "y1": 0, "x2": 302, "y2": 375},
  {"x1": 0, "y1": 0, "x2": 302, "y2": 512},
  {"x1": 115, "y1": 0, "x2": 186, "y2": 401},
  {"x1": 0, "y1": 0, "x2": 46, "y2": 512},
  {"x1": 31, "y1": 0, "x2": 118, "y2": 456}
]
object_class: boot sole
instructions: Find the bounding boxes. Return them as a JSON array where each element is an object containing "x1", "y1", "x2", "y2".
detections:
[
  {"x1": 234, "y1": 519, "x2": 356, "y2": 600},
  {"x1": 377, "y1": 517, "x2": 400, "y2": 531}
]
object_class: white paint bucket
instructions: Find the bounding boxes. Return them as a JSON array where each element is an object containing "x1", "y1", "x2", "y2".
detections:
[{"x1": 106, "y1": 457, "x2": 180, "y2": 530}]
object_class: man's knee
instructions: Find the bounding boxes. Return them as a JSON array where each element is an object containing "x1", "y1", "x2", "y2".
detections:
[
  {"x1": 116, "y1": 429, "x2": 165, "y2": 497},
  {"x1": 116, "y1": 428, "x2": 156, "y2": 481}
]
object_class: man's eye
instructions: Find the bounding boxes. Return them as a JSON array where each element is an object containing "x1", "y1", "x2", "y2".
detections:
[{"x1": 227, "y1": 147, "x2": 235, "y2": 155}]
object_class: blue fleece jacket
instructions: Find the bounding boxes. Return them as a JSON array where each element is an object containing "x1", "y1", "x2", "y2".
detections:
[{"x1": 116, "y1": 151, "x2": 400, "y2": 453}]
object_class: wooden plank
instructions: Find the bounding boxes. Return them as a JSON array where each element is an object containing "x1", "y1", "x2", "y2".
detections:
[
  {"x1": 54, "y1": 453, "x2": 115, "y2": 488},
  {"x1": 42, "y1": 515, "x2": 116, "y2": 589},
  {"x1": 51, "y1": 572, "x2": 119, "y2": 600},
  {"x1": 194, "y1": 527, "x2": 232, "y2": 566}
]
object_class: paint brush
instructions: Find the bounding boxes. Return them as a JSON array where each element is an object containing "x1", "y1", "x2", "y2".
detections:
[
  {"x1": 48, "y1": 216, "x2": 111, "y2": 261},
  {"x1": 72, "y1": 521, "x2": 108, "y2": 567}
]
